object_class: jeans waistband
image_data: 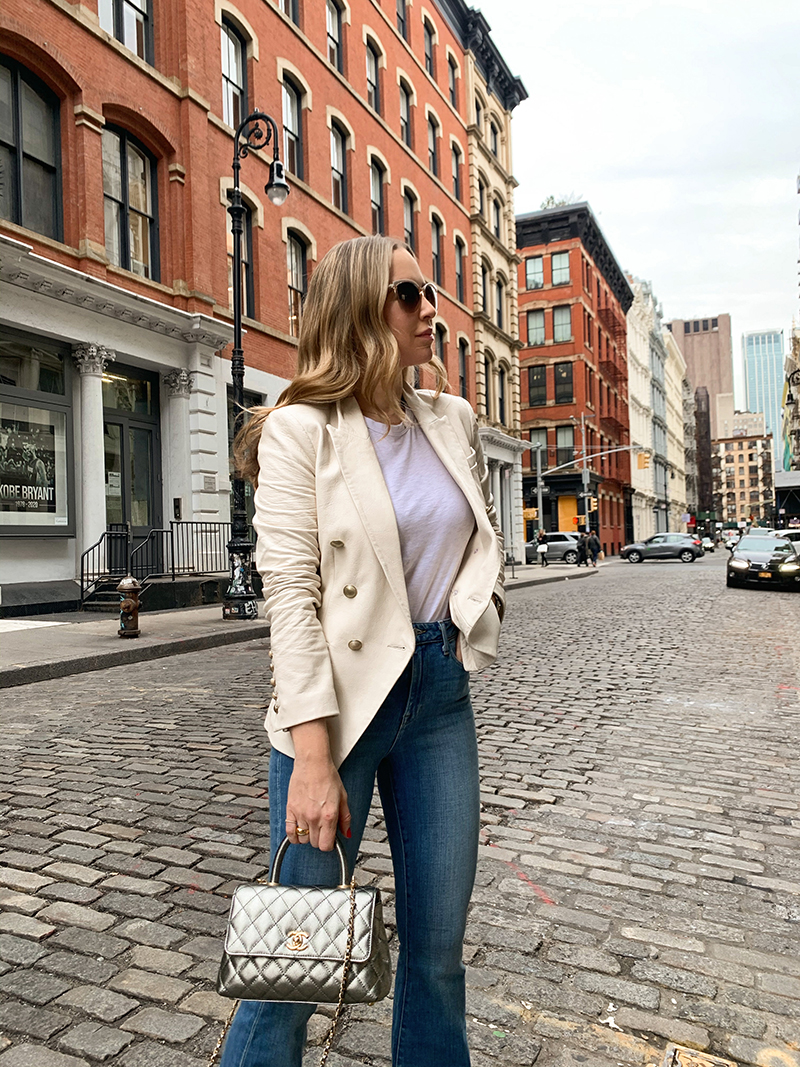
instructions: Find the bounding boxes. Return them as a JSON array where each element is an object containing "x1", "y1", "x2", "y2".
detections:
[{"x1": 413, "y1": 618, "x2": 458, "y2": 652}]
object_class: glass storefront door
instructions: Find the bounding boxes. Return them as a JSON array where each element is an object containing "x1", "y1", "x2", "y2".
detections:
[{"x1": 102, "y1": 365, "x2": 161, "y2": 538}]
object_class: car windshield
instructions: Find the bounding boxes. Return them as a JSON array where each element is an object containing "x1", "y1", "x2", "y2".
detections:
[{"x1": 737, "y1": 536, "x2": 793, "y2": 553}]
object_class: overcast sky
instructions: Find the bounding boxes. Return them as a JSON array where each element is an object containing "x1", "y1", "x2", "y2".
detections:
[{"x1": 485, "y1": 0, "x2": 800, "y2": 404}]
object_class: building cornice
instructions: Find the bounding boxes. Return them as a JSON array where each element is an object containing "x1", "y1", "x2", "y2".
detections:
[
  {"x1": 433, "y1": 1, "x2": 527, "y2": 111},
  {"x1": 515, "y1": 203, "x2": 634, "y2": 314},
  {"x1": 0, "y1": 234, "x2": 233, "y2": 350}
]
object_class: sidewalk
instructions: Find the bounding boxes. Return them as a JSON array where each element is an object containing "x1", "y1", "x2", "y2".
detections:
[
  {"x1": 0, "y1": 562, "x2": 606, "y2": 689},
  {"x1": 0, "y1": 604, "x2": 270, "y2": 689}
]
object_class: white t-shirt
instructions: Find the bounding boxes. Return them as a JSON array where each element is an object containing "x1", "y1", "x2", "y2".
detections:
[{"x1": 364, "y1": 414, "x2": 476, "y2": 623}]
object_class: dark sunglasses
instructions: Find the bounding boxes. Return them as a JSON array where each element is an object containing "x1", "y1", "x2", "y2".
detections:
[{"x1": 387, "y1": 280, "x2": 438, "y2": 313}]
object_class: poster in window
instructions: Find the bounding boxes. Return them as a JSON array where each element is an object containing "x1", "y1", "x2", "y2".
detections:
[{"x1": 0, "y1": 402, "x2": 69, "y2": 528}]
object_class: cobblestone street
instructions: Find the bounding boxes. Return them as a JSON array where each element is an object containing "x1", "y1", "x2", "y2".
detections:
[{"x1": 1, "y1": 553, "x2": 799, "y2": 1067}]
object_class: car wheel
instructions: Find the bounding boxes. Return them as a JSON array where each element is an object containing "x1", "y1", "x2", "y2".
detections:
[
  {"x1": 627, "y1": 550, "x2": 643, "y2": 564},
  {"x1": 563, "y1": 550, "x2": 578, "y2": 564},
  {"x1": 726, "y1": 574, "x2": 738, "y2": 587},
  {"x1": 680, "y1": 550, "x2": 695, "y2": 563}
]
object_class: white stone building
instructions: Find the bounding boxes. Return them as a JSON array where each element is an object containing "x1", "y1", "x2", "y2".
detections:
[{"x1": 0, "y1": 233, "x2": 290, "y2": 611}]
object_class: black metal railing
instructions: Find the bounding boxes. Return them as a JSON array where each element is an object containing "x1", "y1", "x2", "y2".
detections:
[
  {"x1": 80, "y1": 521, "x2": 255, "y2": 602},
  {"x1": 80, "y1": 526, "x2": 132, "y2": 601}
]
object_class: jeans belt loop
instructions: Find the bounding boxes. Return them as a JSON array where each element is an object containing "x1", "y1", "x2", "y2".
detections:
[{"x1": 438, "y1": 619, "x2": 451, "y2": 656}]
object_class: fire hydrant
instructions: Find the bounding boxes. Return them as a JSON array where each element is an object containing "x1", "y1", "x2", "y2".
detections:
[{"x1": 117, "y1": 575, "x2": 142, "y2": 638}]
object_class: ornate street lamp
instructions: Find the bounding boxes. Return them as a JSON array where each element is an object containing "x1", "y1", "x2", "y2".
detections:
[{"x1": 224, "y1": 110, "x2": 290, "y2": 621}]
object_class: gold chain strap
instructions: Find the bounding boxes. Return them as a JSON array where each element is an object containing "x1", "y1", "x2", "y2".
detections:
[
  {"x1": 207, "y1": 876, "x2": 358, "y2": 1067},
  {"x1": 319, "y1": 874, "x2": 357, "y2": 1067}
]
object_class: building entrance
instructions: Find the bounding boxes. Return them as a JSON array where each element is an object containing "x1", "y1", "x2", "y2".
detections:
[{"x1": 102, "y1": 365, "x2": 161, "y2": 541}]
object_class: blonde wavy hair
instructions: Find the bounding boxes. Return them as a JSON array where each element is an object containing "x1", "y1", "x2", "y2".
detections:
[{"x1": 234, "y1": 235, "x2": 448, "y2": 486}]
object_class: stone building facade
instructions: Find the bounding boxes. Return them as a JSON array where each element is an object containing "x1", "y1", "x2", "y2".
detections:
[
  {"x1": 462, "y1": 10, "x2": 528, "y2": 562},
  {"x1": 712, "y1": 432, "x2": 774, "y2": 526}
]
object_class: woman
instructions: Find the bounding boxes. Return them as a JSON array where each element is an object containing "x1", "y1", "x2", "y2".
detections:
[
  {"x1": 536, "y1": 529, "x2": 549, "y2": 567},
  {"x1": 220, "y1": 236, "x2": 505, "y2": 1067}
]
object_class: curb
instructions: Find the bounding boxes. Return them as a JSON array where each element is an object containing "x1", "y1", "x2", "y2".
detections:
[
  {"x1": 0, "y1": 623, "x2": 270, "y2": 690},
  {"x1": 504, "y1": 568, "x2": 600, "y2": 592}
]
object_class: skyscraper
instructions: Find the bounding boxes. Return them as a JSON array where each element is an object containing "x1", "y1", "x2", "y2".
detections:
[
  {"x1": 743, "y1": 330, "x2": 784, "y2": 464},
  {"x1": 665, "y1": 315, "x2": 733, "y2": 438}
]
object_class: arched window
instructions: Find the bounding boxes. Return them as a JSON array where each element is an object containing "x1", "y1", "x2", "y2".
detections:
[
  {"x1": 0, "y1": 58, "x2": 61, "y2": 241},
  {"x1": 435, "y1": 324, "x2": 446, "y2": 364},
  {"x1": 478, "y1": 175, "x2": 487, "y2": 217},
  {"x1": 282, "y1": 78, "x2": 303, "y2": 178},
  {"x1": 427, "y1": 114, "x2": 438, "y2": 175},
  {"x1": 495, "y1": 278, "x2": 504, "y2": 330},
  {"x1": 370, "y1": 159, "x2": 385, "y2": 234},
  {"x1": 492, "y1": 197, "x2": 502, "y2": 239},
  {"x1": 366, "y1": 42, "x2": 381, "y2": 113},
  {"x1": 221, "y1": 19, "x2": 247, "y2": 129},
  {"x1": 326, "y1": 0, "x2": 343, "y2": 72},
  {"x1": 481, "y1": 261, "x2": 489, "y2": 313},
  {"x1": 431, "y1": 216, "x2": 443, "y2": 285},
  {"x1": 448, "y1": 56, "x2": 458, "y2": 108},
  {"x1": 403, "y1": 189, "x2": 416, "y2": 251},
  {"x1": 99, "y1": 0, "x2": 152, "y2": 62},
  {"x1": 423, "y1": 20, "x2": 435, "y2": 78},
  {"x1": 396, "y1": 0, "x2": 408, "y2": 40},
  {"x1": 102, "y1": 126, "x2": 158, "y2": 279},
  {"x1": 399, "y1": 81, "x2": 412, "y2": 147},
  {"x1": 498, "y1": 365, "x2": 507, "y2": 424},
  {"x1": 458, "y1": 339, "x2": 468, "y2": 399},
  {"x1": 330, "y1": 122, "x2": 347, "y2": 212},
  {"x1": 484, "y1": 353, "x2": 495, "y2": 417},
  {"x1": 287, "y1": 232, "x2": 307, "y2": 337},
  {"x1": 474, "y1": 95, "x2": 483, "y2": 131},
  {"x1": 490, "y1": 121, "x2": 499, "y2": 157},
  {"x1": 227, "y1": 202, "x2": 253, "y2": 317},
  {"x1": 454, "y1": 237, "x2": 465, "y2": 303},
  {"x1": 451, "y1": 144, "x2": 461, "y2": 200}
]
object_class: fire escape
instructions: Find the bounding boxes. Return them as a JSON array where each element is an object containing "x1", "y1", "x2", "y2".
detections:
[{"x1": 598, "y1": 303, "x2": 629, "y2": 443}]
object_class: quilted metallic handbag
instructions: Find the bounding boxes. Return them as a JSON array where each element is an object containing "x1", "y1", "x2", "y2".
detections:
[{"x1": 211, "y1": 835, "x2": 391, "y2": 1066}]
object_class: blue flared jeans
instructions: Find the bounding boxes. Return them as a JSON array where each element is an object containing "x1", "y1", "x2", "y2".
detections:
[{"x1": 219, "y1": 619, "x2": 480, "y2": 1067}]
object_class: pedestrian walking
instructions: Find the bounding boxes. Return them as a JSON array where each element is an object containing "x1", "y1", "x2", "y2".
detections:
[
  {"x1": 536, "y1": 529, "x2": 549, "y2": 567},
  {"x1": 587, "y1": 530, "x2": 601, "y2": 567},
  {"x1": 576, "y1": 530, "x2": 589, "y2": 567},
  {"x1": 223, "y1": 235, "x2": 505, "y2": 1067}
]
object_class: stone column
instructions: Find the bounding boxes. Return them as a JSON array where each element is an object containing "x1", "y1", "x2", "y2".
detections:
[
  {"x1": 164, "y1": 369, "x2": 194, "y2": 523},
  {"x1": 73, "y1": 344, "x2": 115, "y2": 554}
]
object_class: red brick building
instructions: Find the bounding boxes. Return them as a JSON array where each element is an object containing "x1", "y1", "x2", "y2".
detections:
[
  {"x1": 0, "y1": 0, "x2": 520, "y2": 607},
  {"x1": 516, "y1": 203, "x2": 634, "y2": 555}
]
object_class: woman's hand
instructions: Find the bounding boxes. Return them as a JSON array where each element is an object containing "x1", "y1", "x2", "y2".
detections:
[{"x1": 286, "y1": 721, "x2": 351, "y2": 851}]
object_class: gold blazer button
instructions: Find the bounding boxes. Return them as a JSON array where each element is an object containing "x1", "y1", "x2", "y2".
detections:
[
  {"x1": 330, "y1": 539, "x2": 344, "y2": 547},
  {"x1": 343, "y1": 585, "x2": 357, "y2": 598},
  {"x1": 348, "y1": 639, "x2": 363, "y2": 651}
]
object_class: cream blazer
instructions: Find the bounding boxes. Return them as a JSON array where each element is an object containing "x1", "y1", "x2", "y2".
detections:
[{"x1": 253, "y1": 387, "x2": 505, "y2": 768}]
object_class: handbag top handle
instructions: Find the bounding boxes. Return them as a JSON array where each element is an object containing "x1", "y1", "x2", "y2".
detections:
[{"x1": 268, "y1": 835, "x2": 350, "y2": 888}]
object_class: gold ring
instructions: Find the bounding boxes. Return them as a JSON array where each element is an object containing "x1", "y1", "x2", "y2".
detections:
[{"x1": 296, "y1": 828, "x2": 309, "y2": 836}]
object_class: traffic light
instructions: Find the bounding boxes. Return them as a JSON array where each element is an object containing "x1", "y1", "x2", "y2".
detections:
[
  {"x1": 589, "y1": 496, "x2": 598, "y2": 512},
  {"x1": 637, "y1": 452, "x2": 651, "y2": 469}
]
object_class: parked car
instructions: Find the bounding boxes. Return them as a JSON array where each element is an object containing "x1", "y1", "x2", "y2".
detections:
[
  {"x1": 621, "y1": 533, "x2": 704, "y2": 564},
  {"x1": 524, "y1": 532, "x2": 580, "y2": 564},
  {"x1": 701, "y1": 536, "x2": 715, "y2": 553},
  {"x1": 764, "y1": 529, "x2": 800, "y2": 543},
  {"x1": 726, "y1": 535, "x2": 800, "y2": 590}
]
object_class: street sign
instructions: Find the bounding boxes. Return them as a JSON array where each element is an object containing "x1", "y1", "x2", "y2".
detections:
[{"x1": 522, "y1": 508, "x2": 538, "y2": 520}]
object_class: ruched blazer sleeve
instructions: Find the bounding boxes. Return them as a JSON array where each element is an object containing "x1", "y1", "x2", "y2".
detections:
[{"x1": 253, "y1": 389, "x2": 504, "y2": 769}]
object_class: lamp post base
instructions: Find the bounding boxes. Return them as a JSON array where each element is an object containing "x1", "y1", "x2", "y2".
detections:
[{"x1": 223, "y1": 537, "x2": 259, "y2": 621}]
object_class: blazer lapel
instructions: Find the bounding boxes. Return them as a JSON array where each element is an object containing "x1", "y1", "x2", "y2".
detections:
[
  {"x1": 403, "y1": 389, "x2": 487, "y2": 524},
  {"x1": 327, "y1": 398, "x2": 411, "y2": 621}
]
